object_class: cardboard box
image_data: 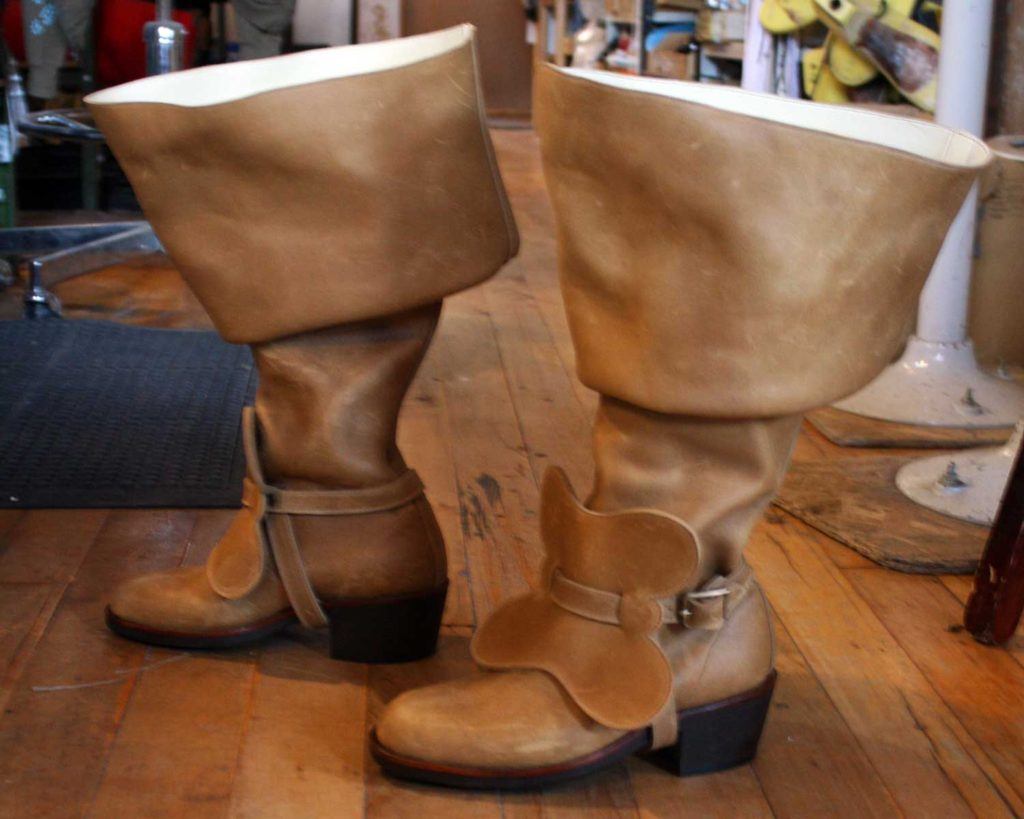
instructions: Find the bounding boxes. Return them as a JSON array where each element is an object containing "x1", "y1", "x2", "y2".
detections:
[
  {"x1": 697, "y1": 9, "x2": 746, "y2": 43},
  {"x1": 647, "y1": 49, "x2": 697, "y2": 80}
]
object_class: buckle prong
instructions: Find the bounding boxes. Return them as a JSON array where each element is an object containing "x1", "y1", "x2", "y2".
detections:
[{"x1": 677, "y1": 586, "x2": 730, "y2": 621}]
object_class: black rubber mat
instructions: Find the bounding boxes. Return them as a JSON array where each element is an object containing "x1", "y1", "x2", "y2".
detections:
[{"x1": 0, "y1": 319, "x2": 256, "y2": 508}]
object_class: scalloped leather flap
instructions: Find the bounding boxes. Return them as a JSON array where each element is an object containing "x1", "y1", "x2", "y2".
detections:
[
  {"x1": 206, "y1": 478, "x2": 268, "y2": 600},
  {"x1": 472, "y1": 467, "x2": 702, "y2": 730}
]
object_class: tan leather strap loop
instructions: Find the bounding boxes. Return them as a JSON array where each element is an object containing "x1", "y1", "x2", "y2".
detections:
[
  {"x1": 264, "y1": 511, "x2": 328, "y2": 628},
  {"x1": 262, "y1": 470, "x2": 424, "y2": 516},
  {"x1": 242, "y1": 407, "x2": 268, "y2": 486},
  {"x1": 237, "y1": 408, "x2": 425, "y2": 629},
  {"x1": 548, "y1": 565, "x2": 752, "y2": 633},
  {"x1": 242, "y1": 408, "x2": 424, "y2": 515},
  {"x1": 549, "y1": 570, "x2": 622, "y2": 625}
]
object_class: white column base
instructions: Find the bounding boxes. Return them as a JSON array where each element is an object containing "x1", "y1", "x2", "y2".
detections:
[
  {"x1": 895, "y1": 421, "x2": 1024, "y2": 525},
  {"x1": 833, "y1": 336, "x2": 1024, "y2": 428}
]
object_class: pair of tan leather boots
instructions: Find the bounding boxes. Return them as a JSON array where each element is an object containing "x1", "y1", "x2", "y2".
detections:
[{"x1": 86, "y1": 25, "x2": 989, "y2": 790}]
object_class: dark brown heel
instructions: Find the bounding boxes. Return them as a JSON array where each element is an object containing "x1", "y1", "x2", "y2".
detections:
[
  {"x1": 649, "y1": 671, "x2": 776, "y2": 777},
  {"x1": 326, "y1": 581, "x2": 448, "y2": 664}
]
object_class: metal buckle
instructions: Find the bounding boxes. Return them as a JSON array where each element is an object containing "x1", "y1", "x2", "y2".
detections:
[{"x1": 678, "y1": 586, "x2": 730, "y2": 620}]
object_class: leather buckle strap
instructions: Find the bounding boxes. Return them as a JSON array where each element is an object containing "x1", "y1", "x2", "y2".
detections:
[
  {"x1": 548, "y1": 567, "x2": 749, "y2": 632},
  {"x1": 260, "y1": 471, "x2": 424, "y2": 516},
  {"x1": 547, "y1": 562, "x2": 754, "y2": 749},
  {"x1": 242, "y1": 408, "x2": 424, "y2": 516},
  {"x1": 239, "y1": 408, "x2": 425, "y2": 630}
]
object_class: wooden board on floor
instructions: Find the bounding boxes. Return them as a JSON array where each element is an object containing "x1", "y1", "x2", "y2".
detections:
[
  {"x1": 774, "y1": 454, "x2": 990, "y2": 573},
  {"x1": 808, "y1": 406, "x2": 1014, "y2": 448}
]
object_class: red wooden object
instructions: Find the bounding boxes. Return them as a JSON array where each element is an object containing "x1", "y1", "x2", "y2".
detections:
[{"x1": 964, "y1": 432, "x2": 1024, "y2": 645}]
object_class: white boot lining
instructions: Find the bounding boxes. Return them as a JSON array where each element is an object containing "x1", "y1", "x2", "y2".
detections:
[
  {"x1": 558, "y1": 67, "x2": 989, "y2": 168},
  {"x1": 86, "y1": 24, "x2": 473, "y2": 108}
]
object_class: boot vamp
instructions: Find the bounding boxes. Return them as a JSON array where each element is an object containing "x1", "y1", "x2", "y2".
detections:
[
  {"x1": 109, "y1": 565, "x2": 290, "y2": 634},
  {"x1": 375, "y1": 669, "x2": 626, "y2": 769}
]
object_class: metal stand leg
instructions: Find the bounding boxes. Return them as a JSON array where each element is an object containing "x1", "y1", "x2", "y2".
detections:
[
  {"x1": 0, "y1": 221, "x2": 161, "y2": 318},
  {"x1": 24, "y1": 258, "x2": 62, "y2": 318}
]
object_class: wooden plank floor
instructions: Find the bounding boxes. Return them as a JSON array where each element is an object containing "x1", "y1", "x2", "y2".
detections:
[{"x1": 1, "y1": 129, "x2": 1022, "y2": 818}]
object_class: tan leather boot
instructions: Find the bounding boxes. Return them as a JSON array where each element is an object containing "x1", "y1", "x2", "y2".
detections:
[
  {"x1": 371, "y1": 65, "x2": 989, "y2": 783},
  {"x1": 86, "y1": 26, "x2": 519, "y2": 662}
]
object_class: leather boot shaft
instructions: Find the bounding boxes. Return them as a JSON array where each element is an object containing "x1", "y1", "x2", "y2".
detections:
[
  {"x1": 252, "y1": 304, "x2": 441, "y2": 490},
  {"x1": 588, "y1": 397, "x2": 803, "y2": 578}
]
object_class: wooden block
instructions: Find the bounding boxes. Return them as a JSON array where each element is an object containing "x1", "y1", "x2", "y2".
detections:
[
  {"x1": 89, "y1": 650, "x2": 256, "y2": 818},
  {"x1": 0, "y1": 583, "x2": 56, "y2": 685},
  {"x1": 774, "y1": 455, "x2": 989, "y2": 573},
  {"x1": 0, "y1": 508, "x2": 108, "y2": 583},
  {"x1": 808, "y1": 407, "x2": 1013, "y2": 449},
  {"x1": 479, "y1": 272, "x2": 594, "y2": 491}
]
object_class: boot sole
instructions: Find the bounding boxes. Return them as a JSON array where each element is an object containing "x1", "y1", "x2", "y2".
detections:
[
  {"x1": 105, "y1": 581, "x2": 448, "y2": 664},
  {"x1": 369, "y1": 671, "x2": 776, "y2": 790}
]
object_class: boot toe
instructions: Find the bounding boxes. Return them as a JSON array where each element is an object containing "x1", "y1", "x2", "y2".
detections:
[
  {"x1": 375, "y1": 669, "x2": 623, "y2": 771},
  {"x1": 108, "y1": 566, "x2": 289, "y2": 636}
]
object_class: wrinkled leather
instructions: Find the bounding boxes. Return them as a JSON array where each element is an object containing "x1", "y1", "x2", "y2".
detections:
[
  {"x1": 108, "y1": 308, "x2": 449, "y2": 634},
  {"x1": 253, "y1": 310, "x2": 438, "y2": 489},
  {"x1": 590, "y1": 398, "x2": 804, "y2": 580},
  {"x1": 88, "y1": 34, "x2": 518, "y2": 344},
  {"x1": 534, "y1": 64, "x2": 981, "y2": 416}
]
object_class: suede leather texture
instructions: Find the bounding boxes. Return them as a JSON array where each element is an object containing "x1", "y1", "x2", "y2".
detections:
[
  {"x1": 88, "y1": 38, "x2": 518, "y2": 344},
  {"x1": 108, "y1": 307, "x2": 449, "y2": 635},
  {"x1": 534, "y1": 65, "x2": 982, "y2": 416},
  {"x1": 472, "y1": 468, "x2": 702, "y2": 731}
]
